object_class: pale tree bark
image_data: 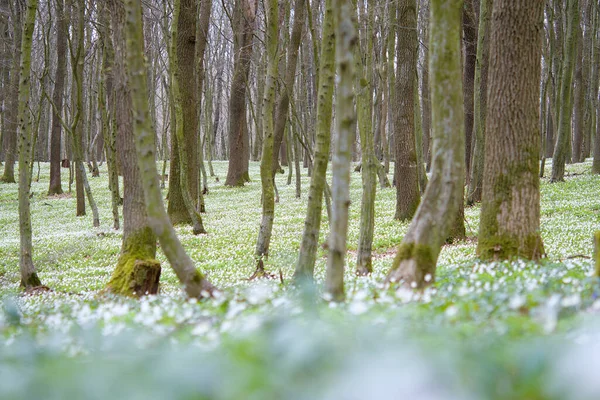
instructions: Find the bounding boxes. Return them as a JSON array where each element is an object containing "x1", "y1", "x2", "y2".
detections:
[
  {"x1": 394, "y1": 0, "x2": 420, "y2": 221},
  {"x1": 293, "y1": 0, "x2": 335, "y2": 283},
  {"x1": 1, "y1": 1, "x2": 21, "y2": 183},
  {"x1": 47, "y1": 0, "x2": 67, "y2": 195},
  {"x1": 477, "y1": 0, "x2": 545, "y2": 260},
  {"x1": 467, "y1": 0, "x2": 491, "y2": 205},
  {"x1": 551, "y1": 0, "x2": 579, "y2": 182},
  {"x1": 0, "y1": 0, "x2": 9, "y2": 163},
  {"x1": 18, "y1": 0, "x2": 42, "y2": 288},
  {"x1": 387, "y1": 0, "x2": 464, "y2": 289},
  {"x1": 122, "y1": 0, "x2": 215, "y2": 298},
  {"x1": 326, "y1": 0, "x2": 356, "y2": 302},
  {"x1": 225, "y1": 0, "x2": 257, "y2": 186},
  {"x1": 252, "y1": 0, "x2": 278, "y2": 278},
  {"x1": 106, "y1": 0, "x2": 159, "y2": 297}
]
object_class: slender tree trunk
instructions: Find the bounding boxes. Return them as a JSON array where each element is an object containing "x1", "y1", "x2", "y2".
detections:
[
  {"x1": 394, "y1": 0, "x2": 420, "y2": 221},
  {"x1": 420, "y1": 0, "x2": 431, "y2": 172},
  {"x1": 225, "y1": 0, "x2": 257, "y2": 186},
  {"x1": 572, "y1": 21, "x2": 584, "y2": 163},
  {"x1": 477, "y1": 0, "x2": 545, "y2": 260},
  {"x1": 463, "y1": 0, "x2": 477, "y2": 179},
  {"x1": 551, "y1": 0, "x2": 579, "y2": 182},
  {"x1": 356, "y1": 0, "x2": 377, "y2": 275},
  {"x1": 18, "y1": 0, "x2": 42, "y2": 288},
  {"x1": 387, "y1": 0, "x2": 464, "y2": 289},
  {"x1": 122, "y1": 0, "x2": 215, "y2": 298},
  {"x1": 293, "y1": 0, "x2": 335, "y2": 282},
  {"x1": 47, "y1": 0, "x2": 67, "y2": 195},
  {"x1": 326, "y1": 0, "x2": 356, "y2": 302}
]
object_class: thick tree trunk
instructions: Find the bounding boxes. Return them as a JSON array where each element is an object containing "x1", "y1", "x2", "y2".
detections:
[
  {"x1": 225, "y1": 0, "x2": 256, "y2": 186},
  {"x1": 387, "y1": 0, "x2": 464, "y2": 289},
  {"x1": 393, "y1": 0, "x2": 420, "y2": 221},
  {"x1": 123, "y1": 0, "x2": 215, "y2": 298},
  {"x1": 18, "y1": 0, "x2": 42, "y2": 288},
  {"x1": 326, "y1": 0, "x2": 356, "y2": 302},
  {"x1": 477, "y1": 0, "x2": 545, "y2": 260},
  {"x1": 47, "y1": 0, "x2": 67, "y2": 195},
  {"x1": 551, "y1": 0, "x2": 579, "y2": 182},
  {"x1": 293, "y1": 0, "x2": 335, "y2": 282}
]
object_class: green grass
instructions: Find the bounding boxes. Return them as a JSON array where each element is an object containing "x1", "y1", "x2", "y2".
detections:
[{"x1": 1, "y1": 159, "x2": 600, "y2": 399}]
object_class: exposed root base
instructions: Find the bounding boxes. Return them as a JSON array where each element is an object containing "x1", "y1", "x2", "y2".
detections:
[{"x1": 248, "y1": 260, "x2": 276, "y2": 281}]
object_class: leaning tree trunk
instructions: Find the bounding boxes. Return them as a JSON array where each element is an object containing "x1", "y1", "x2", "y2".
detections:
[
  {"x1": 170, "y1": 0, "x2": 205, "y2": 234},
  {"x1": 551, "y1": 0, "x2": 579, "y2": 182},
  {"x1": 293, "y1": 0, "x2": 335, "y2": 283},
  {"x1": 467, "y1": 0, "x2": 492, "y2": 205},
  {"x1": 17, "y1": 0, "x2": 42, "y2": 288},
  {"x1": 47, "y1": 0, "x2": 67, "y2": 196},
  {"x1": 386, "y1": 0, "x2": 464, "y2": 289},
  {"x1": 393, "y1": 0, "x2": 420, "y2": 221},
  {"x1": 1, "y1": 1, "x2": 22, "y2": 184},
  {"x1": 477, "y1": 0, "x2": 545, "y2": 260},
  {"x1": 122, "y1": 0, "x2": 215, "y2": 298},
  {"x1": 325, "y1": 0, "x2": 356, "y2": 302},
  {"x1": 225, "y1": 0, "x2": 257, "y2": 186},
  {"x1": 105, "y1": 0, "x2": 160, "y2": 297}
]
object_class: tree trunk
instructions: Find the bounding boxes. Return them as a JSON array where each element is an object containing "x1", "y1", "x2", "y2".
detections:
[
  {"x1": 47, "y1": 0, "x2": 67, "y2": 195},
  {"x1": 326, "y1": 0, "x2": 356, "y2": 302},
  {"x1": 551, "y1": 0, "x2": 579, "y2": 182},
  {"x1": 293, "y1": 0, "x2": 335, "y2": 282},
  {"x1": 467, "y1": 0, "x2": 491, "y2": 205},
  {"x1": 17, "y1": 0, "x2": 42, "y2": 288},
  {"x1": 394, "y1": 0, "x2": 420, "y2": 221},
  {"x1": 387, "y1": 0, "x2": 464, "y2": 289},
  {"x1": 463, "y1": 0, "x2": 477, "y2": 179},
  {"x1": 122, "y1": 0, "x2": 215, "y2": 298},
  {"x1": 1, "y1": 1, "x2": 22, "y2": 183},
  {"x1": 477, "y1": 0, "x2": 545, "y2": 260},
  {"x1": 225, "y1": 0, "x2": 256, "y2": 186},
  {"x1": 420, "y1": 0, "x2": 431, "y2": 172},
  {"x1": 572, "y1": 21, "x2": 584, "y2": 163},
  {"x1": 356, "y1": 0, "x2": 377, "y2": 275}
]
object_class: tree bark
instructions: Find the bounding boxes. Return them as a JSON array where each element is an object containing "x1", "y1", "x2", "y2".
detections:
[
  {"x1": 477, "y1": 0, "x2": 545, "y2": 260},
  {"x1": 387, "y1": 0, "x2": 464, "y2": 289},
  {"x1": 225, "y1": 0, "x2": 257, "y2": 186},
  {"x1": 47, "y1": 0, "x2": 67, "y2": 195},
  {"x1": 394, "y1": 0, "x2": 420, "y2": 221},
  {"x1": 551, "y1": 0, "x2": 579, "y2": 182},
  {"x1": 463, "y1": 0, "x2": 477, "y2": 179},
  {"x1": 122, "y1": 0, "x2": 215, "y2": 298},
  {"x1": 293, "y1": 0, "x2": 335, "y2": 282},
  {"x1": 17, "y1": 0, "x2": 42, "y2": 288}
]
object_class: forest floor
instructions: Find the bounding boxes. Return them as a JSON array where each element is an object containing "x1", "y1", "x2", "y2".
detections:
[{"x1": 1, "y1": 160, "x2": 600, "y2": 399}]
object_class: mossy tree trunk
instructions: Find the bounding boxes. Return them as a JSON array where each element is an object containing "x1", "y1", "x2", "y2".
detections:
[
  {"x1": 17, "y1": 0, "x2": 41, "y2": 288},
  {"x1": 252, "y1": 0, "x2": 278, "y2": 277},
  {"x1": 551, "y1": 0, "x2": 579, "y2": 182},
  {"x1": 387, "y1": 0, "x2": 464, "y2": 289},
  {"x1": 467, "y1": 0, "x2": 492, "y2": 205},
  {"x1": 224, "y1": 0, "x2": 257, "y2": 187},
  {"x1": 477, "y1": 0, "x2": 545, "y2": 260},
  {"x1": 394, "y1": 0, "x2": 420, "y2": 221},
  {"x1": 47, "y1": 0, "x2": 67, "y2": 196},
  {"x1": 293, "y1": 0, "x2": 335, "y2": 283},
  {"x1": 1, "y1": 1, "x2": 21, "y2": 184},
  {"x1": 169, "y1": 0, "x2": 205, "y2": 234},
  {"x1": 105, "y1": 0, "x2": 159, "y2": 297},
  {"x1": 122, "y1": 0, "x2": 215, "y2": 298},
  {"x1": 595, "y1": 231, "x2": 600, "y2": 277},
  {"x1": 355, "y1": 0, "x2": 377, "y2": 275},
  {"x1": 325, "y1": 0, "x2": 356, "y2": 302}
]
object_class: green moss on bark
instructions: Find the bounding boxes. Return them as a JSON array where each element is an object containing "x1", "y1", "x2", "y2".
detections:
[
  {"x1": 107, "y1": 228, "x2": 160, "y2": 297},
  {"x1": 387, "y1": 242, "x2": 436, "y2": 288},
  {"x1": 594, "y1": 231, "x2": 600, "y2": 277},
  {"x1": 20, "y1": 273, "x2": 42, "y2": 288}
]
